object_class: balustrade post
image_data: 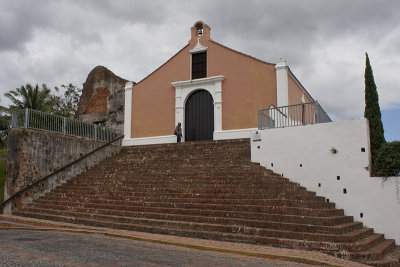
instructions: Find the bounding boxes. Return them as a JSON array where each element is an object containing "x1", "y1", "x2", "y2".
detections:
[
  {"x1": 24, "y1": 108, "x2": 29, "y2": 128},
  {"x1": 63, "y1": 117, "x2": 66, "y2": 135},
  {"x1": 94, "y1": 125, "x2": 97, "y2": 141}
]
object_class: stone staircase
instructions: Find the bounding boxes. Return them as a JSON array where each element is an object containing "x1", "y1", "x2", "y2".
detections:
[{"x1": 6, "y1": 139, "x2": 400, "y2": 266}]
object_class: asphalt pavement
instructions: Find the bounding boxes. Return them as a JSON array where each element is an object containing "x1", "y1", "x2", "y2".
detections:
[{"x1": 0, "y1": 230, "x2": 315, "y2": 267}]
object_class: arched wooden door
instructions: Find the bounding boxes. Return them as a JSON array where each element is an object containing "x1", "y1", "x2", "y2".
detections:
[{"x1": 185, "y1": 90, "x2": 214, "y2": 141}]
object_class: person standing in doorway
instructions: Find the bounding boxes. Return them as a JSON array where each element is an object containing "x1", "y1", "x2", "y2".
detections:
[{"x1": 174, "y1": 122, "x2": 183, "y2": 143}]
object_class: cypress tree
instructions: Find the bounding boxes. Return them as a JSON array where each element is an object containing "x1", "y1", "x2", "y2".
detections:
[{"x1": 364, "y1": 52, "x2": 385, "y2": 172}]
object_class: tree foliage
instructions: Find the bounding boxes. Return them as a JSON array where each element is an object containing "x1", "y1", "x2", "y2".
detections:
[
  {"x1": 374, "y1": 141, "x2": 400, "y2": 177},
  {"x1": 5, "y1": 83, "x2": 53, "y2": 113},
  {"x1": 364, "y1": 53, "x2": 385, "y2": 173},
  {"x1": 50, "y1": 84, "x2": 82, "y2": 118},
  {"x1": 0, "y1": 103, "x2": 10, "y2": 149}
]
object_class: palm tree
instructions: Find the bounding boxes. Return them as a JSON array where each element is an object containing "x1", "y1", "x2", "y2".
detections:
[
  {"x1": 5, "y1": 83, "x2": 53, "y2": 112},
  {"x1": 0, "y1": 100, "x2": 11, "y2": 148}
]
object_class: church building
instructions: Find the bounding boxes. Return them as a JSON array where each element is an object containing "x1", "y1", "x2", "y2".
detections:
[{"x1": 123, "y1": 21, "x2": 315, "y2": 145}]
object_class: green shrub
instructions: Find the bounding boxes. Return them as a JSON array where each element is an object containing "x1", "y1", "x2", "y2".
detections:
[
  {"x1": 374, "y1": 141, "x2": 400, "y2": 177},
  {"x1": 0, "y1": 149, "x2": 6, "y2": 201}
]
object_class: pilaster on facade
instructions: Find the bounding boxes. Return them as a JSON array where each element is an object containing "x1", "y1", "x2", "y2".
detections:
[
  {"x1": 123, "y1": 81, "x2": 134, "y2": 144},
  {"x1": 275, "y1": 58, "x2": 289, "y2": 107}
]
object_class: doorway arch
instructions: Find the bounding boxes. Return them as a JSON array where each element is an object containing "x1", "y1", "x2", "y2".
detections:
[{"x1": 185, "y1": 90, "x2": 214, "y2": 141}]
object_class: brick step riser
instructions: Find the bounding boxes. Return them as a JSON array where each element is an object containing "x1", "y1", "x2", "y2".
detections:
[
  {"x1": 69, "y1": 174, "x2": 284, "y2": 180},
  {"x1": 68, "y1": 174, "x2": 290, "y2": 180},
  {"x1": 14, "y1": 210, "x2": 370, "y2": 244},
  {"x1": 24, "y1": 202, "x2": 362, "y2": 234},
  {"x1": 46, "y1": 191, "x2": 322, "y2": 201},
  {"x1": 34, "y1": 197, "x2": 335, "y2": 209},
  {"x1": 364, "y1": 246, "x2": 400, "y2": 266},
  {"x1": 78, "y1": 174, "x2": 276, "y2": 180},
  {"x1": 29, "y1": 201, "x2": 344, "y2": 217},
  {"x1": 66, "y1": 179, "x2": 293, "y2": 187},
  {"x1": 338, "y1": 240, "x2": 395, "y2": 261},
  {"x1": 55, "y1": 185, "x2": 308, "y2": 194},
  {"x1": 69, "y1": 173, "x2": 287, "y2": 180},
  {"x1": 28, "y1": 199, "x2": 352, "y2": 226},
  {"x1": 100, "y1": 162, "x2": 260, "y2": 170},
  {"x1": 43, "y1": 192, "x2": 326, "y2": 203}
]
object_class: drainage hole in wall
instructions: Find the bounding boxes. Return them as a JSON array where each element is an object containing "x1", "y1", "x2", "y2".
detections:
[
  {"x1": 337, "y1": 176, "x2": 341, "y2": 180},
  {"x1": 300, "y1": 164, "x2": 302, "y2": 167},
  {"x1": 343, "y1": 188, "x2": 347, "y2": 194},
  {"x1": 257, "y1": 146, "x2": 260, "y2": 149},
  {"x1": 360, "y1": 213, "x2": 364, "y2": 218},
  {"x1": 271, "y1": 163, "x2": 274, "y2": 167},
  {"x1": 361, "y1": 147, "x2": 365, "y2": 152},
  {"x1": 318, "y1": 183, "x2": 321, "y2": 187}
]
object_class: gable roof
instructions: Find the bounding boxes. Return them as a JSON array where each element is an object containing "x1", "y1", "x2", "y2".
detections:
[
  {"x1": 136, "y1": 44, "x2": 190, "y2": 85},
  {"x1": 210, "y1": 40, "x2": 275, "y2": 66}
]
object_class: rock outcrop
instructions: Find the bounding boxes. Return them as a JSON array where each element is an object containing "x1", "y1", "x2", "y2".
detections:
[{"x1": 76, "y1": 66, "x2": 133, "y2": 132}]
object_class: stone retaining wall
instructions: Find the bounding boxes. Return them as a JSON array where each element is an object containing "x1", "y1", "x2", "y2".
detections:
[{"x1": 3, "y1": 128, "x2": 121, "y2": 213}]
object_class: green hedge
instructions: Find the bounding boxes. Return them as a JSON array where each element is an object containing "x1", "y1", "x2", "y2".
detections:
[
  {"x1": 374, "y1": 141, "x2": 400, "y2": 177},
  {"x1": 0, "y1": 149, "x2": 6, "y2": 202}
]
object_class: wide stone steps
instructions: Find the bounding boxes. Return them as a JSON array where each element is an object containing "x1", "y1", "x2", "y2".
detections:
[
  {"x1": 44, "y1": 191, "x2": 324, "y2": 203},
  {"x1": 26, "y1": 200, "x2": 346, "y2": 221},
  {"x1": 12, "y1": 139, "x2": 400, "y2": 266},
  {"x1": 36, "y1": 196, "x2": 343, "y2": 216},
  {"x1": 25, "y1": 198, "x2": 354, "y2": 226},
  {"x1": 33, "y1": 196, "x2": 335, "y2": 209},
  {"x1": 14, "y1": 208, "x2": 373, "y2": 245},
  {"x1": 22, "y1": 201, "x2": 362, "y2": 234},
  {"x1": 365, "y1": 246, "x2": 400, "y2": 267},
  {"x1": 51, "y1": 186, "x2": 313, "y2": 197}
]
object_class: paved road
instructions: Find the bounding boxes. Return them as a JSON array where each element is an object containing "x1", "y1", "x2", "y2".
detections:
[{"x1": 0, "y1": 230, "x2": 314, "y2": 267}]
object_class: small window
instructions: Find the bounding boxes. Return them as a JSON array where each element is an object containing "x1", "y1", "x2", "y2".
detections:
[{"x1": 192, "y1": 52, "x2": 207, "y2": 79}]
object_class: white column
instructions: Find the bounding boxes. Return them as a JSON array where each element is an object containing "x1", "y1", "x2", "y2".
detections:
[
  {"x1": 275, "y1": 58, "x2": 289, "y2": 107},
  {"x1": 214, "y1": 80, "x2": 222, "y2": 132},
  {"x1": 123, "y1": 82, "x2": 133, "y2": 144},
  {"x1": 175, "y1": 86, "x2": 184, "y2": 140}
]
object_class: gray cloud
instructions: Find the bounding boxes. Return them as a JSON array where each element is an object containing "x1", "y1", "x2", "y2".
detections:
[{"x1": 0, "y1": 0, "x2": 399, "y2": 122}]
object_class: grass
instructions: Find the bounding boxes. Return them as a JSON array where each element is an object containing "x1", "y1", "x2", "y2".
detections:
[{"x1": 0, "y1": 148, "x2": 6, "y2": 202}]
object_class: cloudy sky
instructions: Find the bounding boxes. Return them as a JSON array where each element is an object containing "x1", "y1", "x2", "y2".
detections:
[{"x1": 1, "y1": 0, "x2": 399, "y2": 140}]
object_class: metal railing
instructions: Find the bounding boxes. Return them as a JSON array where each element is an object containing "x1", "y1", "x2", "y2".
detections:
[
  {"x1": 258, "y1": 102, "x2": 332, "y2": 130},
  {"x1": 11, "y1": 108, "x2": 121, "y2": 143}
]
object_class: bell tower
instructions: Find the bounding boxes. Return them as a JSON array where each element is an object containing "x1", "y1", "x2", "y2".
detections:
[{"x1": 191, "y1": 21, "x2": 211, "y2": 40}]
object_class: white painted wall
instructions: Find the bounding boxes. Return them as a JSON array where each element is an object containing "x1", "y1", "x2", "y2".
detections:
[{"x1": 251, "y1": 118, "x2": 400, "y2": 243}]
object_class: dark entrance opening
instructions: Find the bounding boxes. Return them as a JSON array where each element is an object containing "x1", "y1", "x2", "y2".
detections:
[{"x1": 185, "y1": 90, "x2": 214, "y2": 141}]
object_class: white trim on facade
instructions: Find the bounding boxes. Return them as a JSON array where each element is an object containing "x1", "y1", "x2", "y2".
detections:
[
  {"x1": 122, "y1": 134, "x2": 177, "y2": 146},
  {"x1": 189, "y1": 37, "x2": 208, "y2": 54},
  {"x1": 172, "y1": 75, "x2": 224, "y2": 141},
  {"x1": 214, "y1": 128, "x2": 258, "y2": 140},
  {"x1": 123, "y1": 81, "x2": 134, "y2": 145}
]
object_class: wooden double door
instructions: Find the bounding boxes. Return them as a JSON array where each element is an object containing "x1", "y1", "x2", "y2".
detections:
[{"x1": 185, "y1": 90, "x2": 214, "y2": 141}]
